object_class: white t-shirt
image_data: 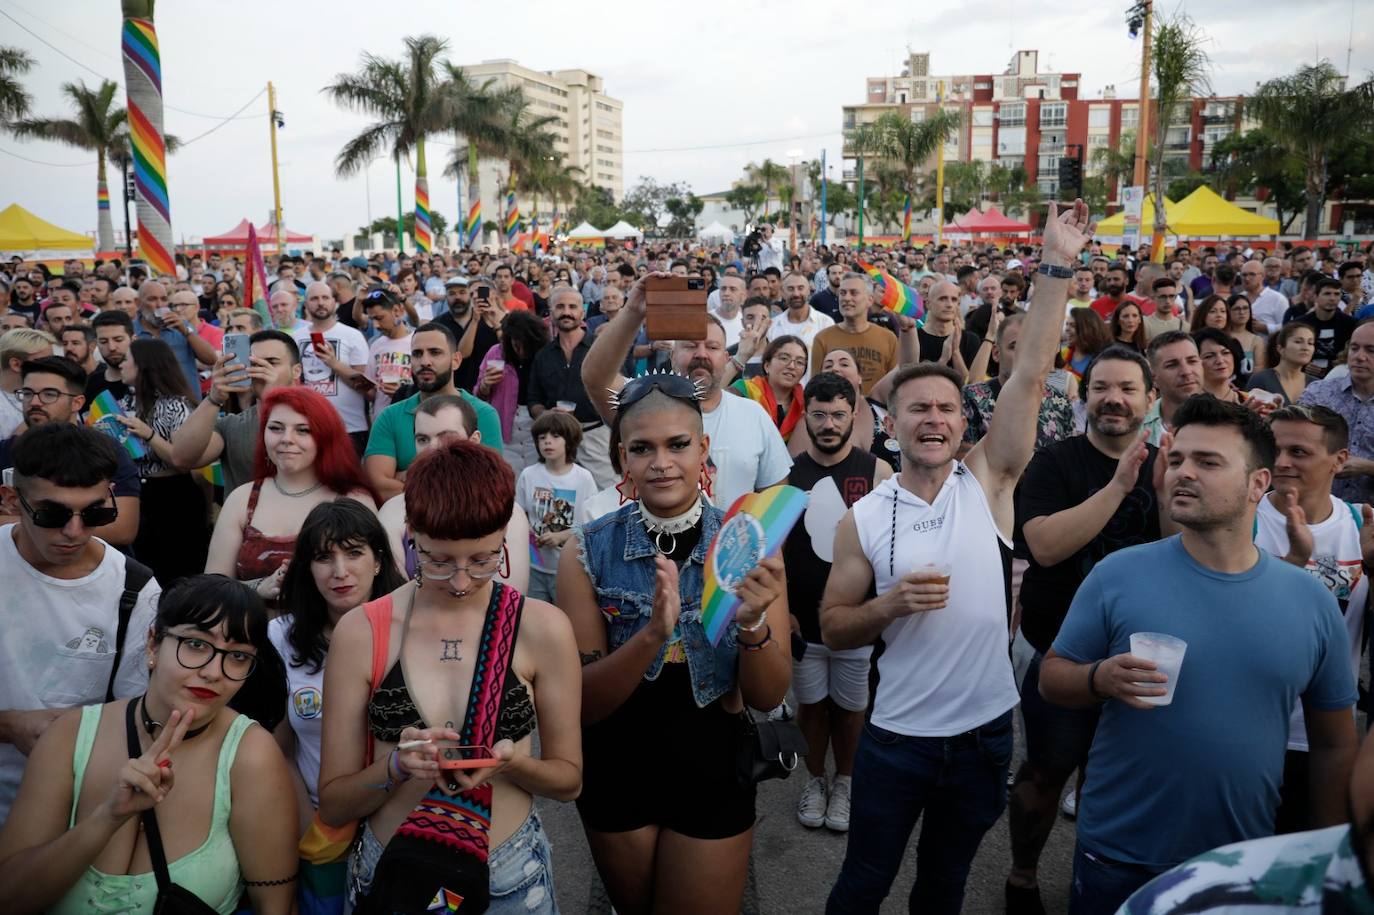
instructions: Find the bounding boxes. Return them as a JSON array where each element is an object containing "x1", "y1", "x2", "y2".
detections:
[
  {"x1": 516, "y1": 462, "x2": 599, "y2": 572},
  {"x1": 851, "y1": 470, "x2": 1020, "y2": 736},
  {"x1": 0, "y1": 527, "x2": 161, "y2": 820},
  {"x1": 768, "y1": 307, "x2": 835, "y2": 384},
  {"x1": 1254, "y1": 495, "x2": 1367, "y2": 752},
  {"x1": 1250, "y1": 287, "x2": 1290, "y2": 331},
  {"x1": 701, "y1": 392, "x2": 793, "y2": 509},
  {"x1": 714, "y1": 311, "x2": 744, "y2": 350},
  {"x1": 582, "y1": 484, "x2": 627, "y2": 527},
  {"x1": 292, "y1": 323, "x2": 370, "y2": 433},
  {"x1": 267, "y1": 615, "x2": 326, "y2": 807},
  {"x1": 0, "y1": 389, "x2": 22, "y2": 437},
  {"x1": 366, "y1": 331, "x2": 413, "y2": 414}
]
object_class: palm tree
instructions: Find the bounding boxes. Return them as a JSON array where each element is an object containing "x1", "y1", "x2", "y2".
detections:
[
  {"x1": 845, "y1": 121, "x2": 884, "y2": 244},
  {"x1": 12, "y1": 80, "x2": 128, "y2": 251},
  {"x1": 746, "y1": 159, "x2": 789, "y2": 222},
  {"x1": 324, "y1": 34, "x2": 451, "y2": 253},
  {"x1": 1090, "y1": 130, "x2": 1144, "y2": 200},
  {"x1": 1149, "y1": 12, "x2": 1212, "y2": 249},
  {"x1": 120, "y1": 0, "x2": 173, "y2": 274},
  {"x1": 0, "y1": 46, "x2": 34, "y2": 123},
  {"x1": 442, "y1": 65, "x2": 523, "y2": 247},
  {"x1": 874, "y1": 108, "x2": 962, "y2": 225},
  {"x1": 1249, "y1": 61, "x2": 1374, "y2": 239}
]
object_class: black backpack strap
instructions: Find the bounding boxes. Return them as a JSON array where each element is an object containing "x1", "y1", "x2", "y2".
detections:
[{"x1": 106, "y1": 559, "x2": 154, "y2": 703}]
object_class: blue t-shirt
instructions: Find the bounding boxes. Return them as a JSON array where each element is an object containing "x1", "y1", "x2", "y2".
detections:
[
  {"x1": 1052, "y1": 535, "x2": 1356, "y2": 870},
  {"x1": 133, "y1": 317, "x2": 200, "y2": 398}
]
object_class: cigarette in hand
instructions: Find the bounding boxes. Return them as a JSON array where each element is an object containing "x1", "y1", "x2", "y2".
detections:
[{"x1": 397, "y1": 739, "x2": 431, "y2": 751}]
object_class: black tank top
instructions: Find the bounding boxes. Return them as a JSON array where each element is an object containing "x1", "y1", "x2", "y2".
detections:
[{"x1": 784, "y1": 448, "x2": 879, "y2": 643}]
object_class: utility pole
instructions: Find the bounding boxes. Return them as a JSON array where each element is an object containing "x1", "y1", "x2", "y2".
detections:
[
  {"x1": 1131, "y1": 1, "x2": 1154, "y2": 188},
  {"x1": 267, "y1": 81, "x2": 285, "y2": 252},
  {"x1": 395, "y1": 154, "x2": 405, "y2": 254},
  {"x1": 935, "y1": 80, "x2": 947, "y2": 248},
  {"x1": 820, "y1": 149, "x2": 828, "y2": 247}
]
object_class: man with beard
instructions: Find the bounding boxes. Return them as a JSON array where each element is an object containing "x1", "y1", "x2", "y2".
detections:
[
  {"x1": 820, "y1": 200, "x2": 1095, "y2": 914},
  {"x1": 435, "y1": 276, "x2": 497, "y2": 392},
  {"x1": 1041, "y1": 396, "x2": 1358, "y2": 912},
  {"x1": 812, "y1": 274, "x2": 901, "y2": 395},
  {"x1": 291, "y1": 281, "x2": 370, "y2": 452},
  {"x1": 364, "y1": 322, "x2": 503, "y2": 500},
  {"x1": 786, "y1": 372, "x2": 892, "y2": 835},
  {"x1": 60, "y1": 325, "x2": 98, "y2": 377},
  {"x1": 810, "y1": 261, "x2": 846, "y2": 320},
  {"x1": 528, "y1": 286, "x2": 614, "y2": 489},
  {"x1": 1090, "y1": 264, "x2": 1132, "y2": 320},
  {"x1": 1141, "y1": 331, "x2": 1204, "y2": 446},
  {"x1": 85, "y1": 311, "x2": 136, "y2": 413},
  {"x1": 0, "y1": 357, "x2": 140, "y2": 546},
  {"x1": 712, "y1": 274, "x2": 747, "y2": 348},
  {"x1": 1004, "y1": 346, "x2": 1169, "y2": 914},
  {"x1": 7, "y1": 276, "x2": 39, "y2": 326},
  {"x1": 327, "y1": 271, "x2": 362, "y2": 329},
  {"x1": 772, "y1": 270, "x2": 835, "y2": 367},
  {"x1": 582, "y1": 277, "x2": 792, "y2": 508},
  {"x1": 169, "y1": 330, "x2": 301, "y2": 493}
]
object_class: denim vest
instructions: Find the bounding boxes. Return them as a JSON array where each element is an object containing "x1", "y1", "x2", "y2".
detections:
[{"x1": 574, "y1": 499, "x2": 740, "y2": 708}]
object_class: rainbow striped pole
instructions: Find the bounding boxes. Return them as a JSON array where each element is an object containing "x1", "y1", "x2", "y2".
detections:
[
  {"x1": 901, "y1": 193, "x2": 912, "y2": 243},
  {"x1": 96, "y1": 170, "x2": 113, "y2": 252},
  {"x1": 464, "y1": 196, "x2": 481, "y2": 248},
  {"x1": 413, "y1": 139, "x2": 432, "y2": 252},
  {"x1": 504, "y1": 189, "x2": 518, "y2": 247},
  {"x1": 120, "y1": 16, "x2": 174, "y2": 277}
]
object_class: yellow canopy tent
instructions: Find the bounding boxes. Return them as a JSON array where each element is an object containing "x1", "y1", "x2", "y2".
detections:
[
  {"x1": 0, "y1": 203, "x2": 92, "y2": 253},
  {"x1": 1169, "y1": 185, "x2": 1279, "y2": 236},
  {"x1": 1094, "y1": 195, "x2": 1176, "y2": 235}
]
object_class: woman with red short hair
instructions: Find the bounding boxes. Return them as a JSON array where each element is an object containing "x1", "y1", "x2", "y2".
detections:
[
  {"x1": 206, "y1": 387, "x2": 377, "y2": 600},
  {"x1": 317, "y1": 440, "x2": 581, "y2": 914}
]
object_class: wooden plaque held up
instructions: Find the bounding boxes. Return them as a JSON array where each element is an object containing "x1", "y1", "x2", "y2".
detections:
[{"x1": 644, "y1": 275, "x2": 708, "y2": 340}]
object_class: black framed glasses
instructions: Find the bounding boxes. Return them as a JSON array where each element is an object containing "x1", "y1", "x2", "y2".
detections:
[
  {"x1": 17, "y1": 488, "x2": 118, "y2": 529},
  {"x1": 610, "y1": 372, "x2": 705, "y2": 415},
  {"x1": 16, "y1": 387, "x2": 78, "y2": 405},
  {"x1": 171, "y1": 635, "x2": 257, "y2": 680}
]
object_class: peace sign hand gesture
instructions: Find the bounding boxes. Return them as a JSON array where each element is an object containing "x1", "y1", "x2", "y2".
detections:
[{"x1": 102, "y1": 707, "x2": 194, "y2": 824}]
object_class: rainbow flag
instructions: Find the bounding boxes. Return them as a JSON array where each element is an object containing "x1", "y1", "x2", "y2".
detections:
[
  {"x1": 503, "y1": 191, "x2": 518, "y2": 245},
  {"x1": 701, "y1": 485, "x2": 808, "y2": 646},
  {"x1": 464, "y1": 198, "x2": 481, "y2": 248},
  {"x1": 901, "y1": 194, "x2": 912, "y2": 242},
  {"x1": 87, "y1": 390, "x2": 147, "y2": 460},
  {"x1": 243, "y1": 223, "x2": 272, "y2": 327},
  {"x1": 197, "y1": 462, "x2": 224, "y2": 487},
  {"x1": 857, "y1": 259, "x2": 924, "y2": 321},
  {"x1": 550, "y1": 214, "x2": 562, "y2": 238}
]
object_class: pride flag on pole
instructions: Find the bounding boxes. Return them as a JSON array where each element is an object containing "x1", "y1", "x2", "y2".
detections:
[
  {"x1": 901, "y1": 194, "x2": 912, "y2": 243},
  {"x1": 857, "y1": 259, "x2": 924, "y2": 321},
  {"x1": 243, "y1": 223, "x2": 272, "y2": 327},
  {"x1": 504, "y1": 192, "x2": 519, "y2": 246}
]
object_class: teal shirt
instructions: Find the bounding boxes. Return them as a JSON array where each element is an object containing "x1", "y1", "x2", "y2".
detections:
[{"x1": 364, "y1": 391, "x2": 503, "y2": 471}]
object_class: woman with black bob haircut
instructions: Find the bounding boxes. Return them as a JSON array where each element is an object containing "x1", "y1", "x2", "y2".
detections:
[
  {"x1": 558, "y1": 372, "x2": 791, "y2": 915},
  {"x1": 0, "y1": 574, "x2": 296, "y2": 914},
  {"x1": 270, "y1": 499, "x2": 406, "y2": 914}
]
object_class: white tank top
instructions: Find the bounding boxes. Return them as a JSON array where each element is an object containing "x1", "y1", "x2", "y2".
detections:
[
  {"x1": 1254, "y1": 494, "x2": 1367, "y2": 752},
  {"x1": 853, "y1": 465, "x2": 1020, "y2": 736}
]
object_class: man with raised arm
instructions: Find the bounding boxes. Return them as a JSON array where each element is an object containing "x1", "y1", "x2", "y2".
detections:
[{"x1": 818, "y1": 201, "x2": 1095, "y2": 915}]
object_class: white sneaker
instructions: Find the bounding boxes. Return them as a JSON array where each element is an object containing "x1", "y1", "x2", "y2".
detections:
[
  {"x1": 825, "y1": 776, "x2": 852, "y2": 832},
  {"x1": 1060, "y1": 788, "x2": 1077, "y2": 819},
  {"x1": 767, "y1": 700, "x2": 793, "y2": 722},
  {"x1": 797, "y1": 775, "x2": 827, "y2": 828}
]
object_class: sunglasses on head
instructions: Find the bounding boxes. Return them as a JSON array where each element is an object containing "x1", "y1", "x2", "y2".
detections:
[
  {"x1": 608, "y1": 371, "x2": 705, "y2": 414},
  {"x1": 17, "y1": 487, "x2": 118, "y2": 529}
]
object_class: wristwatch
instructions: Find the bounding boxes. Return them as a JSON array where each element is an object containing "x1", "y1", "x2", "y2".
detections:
[{"x1": 1037, "y1": 262, "x2": 1074, "y2": 279}]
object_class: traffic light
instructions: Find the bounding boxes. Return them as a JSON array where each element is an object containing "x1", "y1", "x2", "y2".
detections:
[{"x1": 1057, "y1": 156, "x2": 1083, "y2": 198}]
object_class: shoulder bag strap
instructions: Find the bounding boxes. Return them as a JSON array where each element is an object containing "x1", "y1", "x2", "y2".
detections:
[
  {"x1": 125, "y1": 700, "x2": 173, "y2": 892},
  {"x1": 107, "y1": 559, "x2": 154, "y2": 703},
  {"x1": 362, "y1": 596, "x2": 394, "y2": 766}
]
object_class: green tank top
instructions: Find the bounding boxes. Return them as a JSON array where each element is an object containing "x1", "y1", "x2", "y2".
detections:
[{"x1": 50, "y1": 703, "x2": 254, "y2": 915}]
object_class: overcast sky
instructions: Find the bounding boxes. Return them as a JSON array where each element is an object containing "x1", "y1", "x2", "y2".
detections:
[{"x1": 1, "y1": 0, "x2": 1368, "y2": 243}]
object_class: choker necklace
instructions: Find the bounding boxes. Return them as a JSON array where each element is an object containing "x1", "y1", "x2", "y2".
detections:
[
  {"x1": 140, "y1": 695, "x2": 212, "y2": 743},
  {"x1": 637, "y1": 498, "x2": 703, "y2": 555},
  {"x1": 272, "y1": 476, "x2": 323, "y2": 498}
]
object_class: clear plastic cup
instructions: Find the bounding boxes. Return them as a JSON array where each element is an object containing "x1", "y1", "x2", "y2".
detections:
[
  {"x1": 1129, "y1": 632, "x2": 1187, "y2": 706},
  {"x1": 556, "y1": 400, "x2": 577, "y2": 413},
  {"x1": 909, "y1": 561, "x2": 952, "y2": 587}
]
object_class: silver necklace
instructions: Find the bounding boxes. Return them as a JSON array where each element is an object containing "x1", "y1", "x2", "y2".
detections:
[
  {"x1": 637, "y1": 498, "x2": 703, "y2": 555},
  {"x1": 272, "y1": 476, "x2": 323, "y2": 498}
]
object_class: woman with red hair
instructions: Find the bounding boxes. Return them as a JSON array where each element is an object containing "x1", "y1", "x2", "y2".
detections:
[{"x1": 206, "y1": 387, "x2": 377, "y2": 600}]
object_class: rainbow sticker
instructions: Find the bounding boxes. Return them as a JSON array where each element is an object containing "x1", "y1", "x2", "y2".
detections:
[{"x1": 701, "y1": 485, "x2": 808, "y2": 645}]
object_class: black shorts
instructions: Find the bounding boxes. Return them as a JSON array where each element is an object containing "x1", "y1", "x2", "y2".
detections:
[{"x1": 577, "y1": 663, "x2": 756, "y2": 840}]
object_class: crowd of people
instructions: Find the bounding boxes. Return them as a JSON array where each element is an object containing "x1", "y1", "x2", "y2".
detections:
[{"x1": 0, "y1": 201, "x2": 1372, "y2": 915}]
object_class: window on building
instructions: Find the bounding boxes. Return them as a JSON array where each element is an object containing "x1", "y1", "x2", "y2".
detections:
[
  {"x1": 972, "y1": 108, "x2": 994, "y2": 127},
  {"x1": 1000, "y1": 102, "x2": 1026, "y2": 126},
  {"x1": 1040, "y1": 102, "x2": 1067, "y2": 127},
  {"x1": 1087, "y1": 133, "x2": 1110, "y2": 148},
  {"x1": 998, "y1": 126, "x2": 1026, "y2": 155},
  {"x1": 1120, "y1": 106, "x2": 1139, "y2": 129},
  {"x1": 1088, "y1": 107, "x2": 1111, "y2": 128}
]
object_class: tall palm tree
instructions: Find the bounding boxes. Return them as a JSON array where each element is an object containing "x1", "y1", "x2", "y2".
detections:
[
  {"x1": 746, "y1": 159, "x2": 789, "y2": 222},
  {"x1": 324, "y1": 34, "x2": 451, "y2": 253},
  {"x1": 846, "y1": 122, "x2": 884, "y2": 244},
  {"x1": 0, "y1": 46, "x2": 34, "y2": 123},
  {"x1": 1250, "y1": 61, "x2": 1374, "y2": 239},
  {"x1": 1090, "y1": 129, "x2": 1144, "y2": 201},
  {"x1": 120, "y1": 0, "x2": 173, "y2": 274},
  {"x1": 1149, "y1": 12, "x2": 1212, "y2": 250},
  {"x1": 875, "y1": 107, "x2": 962, "y2": 225},
  {"x1": 442, "y1": 65, "x2": 522, "y2": 247},
  {"x1": 12, "y1": 80, "x2": 128, "y2": 251}
]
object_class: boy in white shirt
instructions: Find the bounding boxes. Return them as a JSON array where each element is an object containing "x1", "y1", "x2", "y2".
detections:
[{"x1": 516, "y1": 410, "x2": 598, "y2": 603}]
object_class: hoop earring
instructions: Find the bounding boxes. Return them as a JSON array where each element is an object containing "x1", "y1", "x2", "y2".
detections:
[{"x1": 499, "y1": 543, "x2": 511, "y2": 580}]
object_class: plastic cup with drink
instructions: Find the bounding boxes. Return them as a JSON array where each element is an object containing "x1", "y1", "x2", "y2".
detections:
[
  {"x1": 907, "y1": 561, "x2": 952, "y2": 610},
  {"x1": 1128, "y1": 632, "x2": 1187, "y2": 706}
]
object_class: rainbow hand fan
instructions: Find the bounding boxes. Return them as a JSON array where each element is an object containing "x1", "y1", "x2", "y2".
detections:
[
  {"x1": 856, "y1": 259, "x2": 924, "y2": 321},
  {"x1": 86, "y1": 390, "x2": 147, "y2": 459},
  {"x1": 701, "y1": 485, "x2": 808, "y2": 645}
]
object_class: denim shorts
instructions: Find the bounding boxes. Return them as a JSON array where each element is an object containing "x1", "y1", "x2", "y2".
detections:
[{"x1": 347, "y1": 808, "x2": 558, "y2": 914}]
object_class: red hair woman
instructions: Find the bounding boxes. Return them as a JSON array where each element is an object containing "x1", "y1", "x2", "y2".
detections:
[{"x1": 206, "y1": 387, "x2": 377, "y2": 601}]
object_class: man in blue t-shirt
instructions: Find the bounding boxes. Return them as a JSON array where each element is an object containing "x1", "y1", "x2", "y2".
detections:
[{"x1": 1041, "y1": 395, "x2": 1359, "y2": 915}]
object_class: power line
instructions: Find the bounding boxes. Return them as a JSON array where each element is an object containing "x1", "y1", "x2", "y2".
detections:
[
  {"x1": 177, "y1": 89, "x2": 266, "y2": 146},
  {"x1": 624, "y1": 131, "x2": 842, "y2": 154},
  {"x1": 0, "y1": 146, "x2": 94, "y2": 167},
  {"x1": 0, "y1": 7, "x2": 258, "y2": 121}
]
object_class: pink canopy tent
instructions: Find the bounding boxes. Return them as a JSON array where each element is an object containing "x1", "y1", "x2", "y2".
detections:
[
  {"x1": 202, "y1": 218, "x2": 314, "y2": 247},
  {"x1": 944, "y1": 205, "x2": 1034, "y2": 235}
]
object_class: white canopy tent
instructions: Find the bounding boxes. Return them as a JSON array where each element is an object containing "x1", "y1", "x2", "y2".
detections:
[
  {"x1": 603, "y1": 220, "x2": 644, "y2": 240},
  {"x1": 565, "y1": 221, "x2": 606, "y2": 240},
  {"x1": 698, "y1": 221, "x2": 733, "y2": 243}
]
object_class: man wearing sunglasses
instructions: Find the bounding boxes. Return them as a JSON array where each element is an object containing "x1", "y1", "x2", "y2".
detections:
[
  {"x1": 0, "y1": 422, "x2": 161, "y2": 821},
  {"x1": 0, "y1": 356, "x2": 140, "y2": 546}
]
